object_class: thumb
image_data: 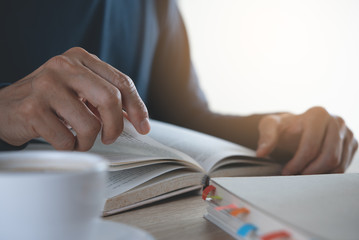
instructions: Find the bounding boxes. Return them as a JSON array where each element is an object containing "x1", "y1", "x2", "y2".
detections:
[{"x1": 256, "y1": 115, "x2": 281, "y2": 158}]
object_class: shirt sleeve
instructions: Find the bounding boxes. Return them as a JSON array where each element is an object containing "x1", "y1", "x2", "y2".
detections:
[{"x1": 147, "y1": 0, "x2": 266, "y2": 150}]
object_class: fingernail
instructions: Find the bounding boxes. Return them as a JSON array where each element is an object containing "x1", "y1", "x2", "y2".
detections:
[
  {"x1": 259, "y1": 142, "x2": 268, "y2": 149},
  {"x1": 140, "y1": 118, "x2": 150, "y2": 134},
  {"x1": 103, "y1": 137, "x2": 115, "y2": 145},
  {"x1": 256, "y1": 143, "x2": 267, "y2": 156}
]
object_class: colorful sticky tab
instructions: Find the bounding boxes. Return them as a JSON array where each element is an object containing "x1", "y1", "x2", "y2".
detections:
[
  {"x1": 215, "y1": 204, "x2": 238, "y2": 211},
  {"x1": 260, "y1": 230, "x2": 291, "y2": 240},
  {"x1": 202, "y1": 185, "x2": 216, "y2": 200},
  {"x1": 230, "y1": 207, "x2": 250, "y2": 216},
  {"x1": 237, "y1": 223, "x2": 258, "y2": 237},
  {"x1": 207, "y1": 195, "x2": 223, "y2": 200}
]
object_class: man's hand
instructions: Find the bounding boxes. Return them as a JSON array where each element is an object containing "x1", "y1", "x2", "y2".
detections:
[
  {"x1": 256, "y1": 106, "x2": 358, "y2": 174},
  {"x1": 0, "y1": 47, "x2": 150, "y2": 151}
]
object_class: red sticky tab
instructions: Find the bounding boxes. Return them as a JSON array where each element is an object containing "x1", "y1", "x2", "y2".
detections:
[
  {"x1": 260, "y1": 230, "x2": 291, "y2": 240},
  {"x1": 230, "y1": 207, "x2": 250, "y2": 216},
  {"x1": 202, "y1": 185, "x2": 216, "y2": 200}
]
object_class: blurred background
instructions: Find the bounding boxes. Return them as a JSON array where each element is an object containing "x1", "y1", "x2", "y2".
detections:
[{"x1": 178, "y1": 0, "x2": 359, "y2": 170}]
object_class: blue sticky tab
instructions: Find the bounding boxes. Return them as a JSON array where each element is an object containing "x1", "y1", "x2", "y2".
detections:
[{"x1": 237, "y1": 223, "x2": 258, "y2": 237}]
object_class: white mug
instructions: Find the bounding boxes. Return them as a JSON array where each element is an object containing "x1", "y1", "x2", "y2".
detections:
[{"x1": 0, "y1": 151, "x2": 108, "y2": 240}]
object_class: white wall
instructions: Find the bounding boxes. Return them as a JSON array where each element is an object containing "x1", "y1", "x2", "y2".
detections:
[{"x1": 178, "y1": 0, "x2": 359, "y2": 138}]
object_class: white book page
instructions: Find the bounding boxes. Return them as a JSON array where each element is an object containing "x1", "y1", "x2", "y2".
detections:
[
  {"x1": 149, "y1": 120, "x2": 258, "y2": 173},
  {"x1": 106, "y1": 164, "x2": 187, "y2": 199},
  {"x1": 24, "y1": 120, "x2": 204, "y2": 171},
  {"x1": 89, "y1": 119, "x2": 203, "y2": 171}
]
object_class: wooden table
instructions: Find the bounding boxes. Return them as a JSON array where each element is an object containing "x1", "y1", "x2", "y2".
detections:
[{"x1": 105, "y1": 191, "x2": 234, "y2": 240}]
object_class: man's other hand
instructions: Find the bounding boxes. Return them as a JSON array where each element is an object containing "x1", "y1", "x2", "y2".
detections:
[{"x1": 256, "y1": 106, "x2": 358, "y2": 174}]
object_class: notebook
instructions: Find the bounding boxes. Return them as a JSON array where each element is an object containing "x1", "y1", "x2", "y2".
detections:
[{"x1": 203, "y1": 173, "x2": 359, "y2": 240}]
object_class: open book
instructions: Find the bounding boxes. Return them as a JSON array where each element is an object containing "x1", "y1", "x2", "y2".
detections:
[{"x1": 25, "y1": 119, "x2": 282, "y2": 216}]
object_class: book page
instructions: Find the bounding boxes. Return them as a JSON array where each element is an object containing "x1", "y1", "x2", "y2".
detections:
[
  {"x1": 23, "y1": 121, "x2": 204, "y2": 172},
  {"x1": 106, "y1": 164, "x2": 188, "y2": 198},
  {"x1": 103, "y1": 170, "x2": 204, "y2": 215},
  {"x1": 149, "y1": 120, "x2": 260, "y2": 173},
  {"x1": 89, "y1": 119, "x2": 203, "y2": 171},
  {"x1": 25, "y1": 119, "x2": 268, "y2": 174}
]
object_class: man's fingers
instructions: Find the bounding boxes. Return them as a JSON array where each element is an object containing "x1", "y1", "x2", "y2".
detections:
[
  {"x1": 50, "y1": 92, "x2": 101, "y2": 151},
  {"x1": 331, "y1": 138, "x2": 350, "y2": 174},
  {"x1": 332, "y1": 127, "x2": 357, "y2": 173},
  {"x1": 36, "y1": 58, "x2": 124, "y2": 145},
  {"x1": 29, "y1": 108, "x2": 76, "y2": 150},
  {"x1": 301, "y1": 118, "x2": 346, "y2": 174},
  {"x1": 282, "y1": 108, "x2": 329, "y2": 175},
  {"x1": 256, "y1": 115, "x2": 281, "y2": 158},
  {"x1": 65, "y1": 66, "x2": 125, "y2": 144},
  {"x1": 63, "y1": 47, "x2": 150, "y2": 135}
]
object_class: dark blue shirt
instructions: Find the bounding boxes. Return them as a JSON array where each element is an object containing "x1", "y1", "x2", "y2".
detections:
[{"x1": 2, "y1": 0, "x2": 163, "y2": 102}]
